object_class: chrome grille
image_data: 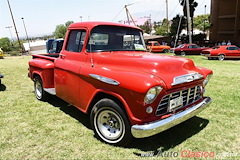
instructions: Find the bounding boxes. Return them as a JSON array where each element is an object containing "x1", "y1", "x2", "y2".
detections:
[{"x1": 156, "y1": 85, "x2": 202, "y2": 116}]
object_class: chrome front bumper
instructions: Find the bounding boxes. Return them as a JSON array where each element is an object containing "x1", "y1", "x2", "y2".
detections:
[{"x1": 131, "y1": 97, "x2": 211, "y2": 138}]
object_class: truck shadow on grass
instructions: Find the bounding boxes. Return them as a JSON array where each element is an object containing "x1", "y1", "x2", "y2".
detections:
[
  {"x1": 47, "y1": 95, "x2": 91, "y2": 129},
  {"x1": 46, "y1": 95, "x2": 209, "y2": 152},
  {"x1": 130, "y1": 116, "x2": 209, "y2": 155}
]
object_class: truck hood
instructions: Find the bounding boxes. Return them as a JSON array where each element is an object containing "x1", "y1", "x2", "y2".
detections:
[{"x1": 93, "y1": 52, "x2": 204, "y2": 89}]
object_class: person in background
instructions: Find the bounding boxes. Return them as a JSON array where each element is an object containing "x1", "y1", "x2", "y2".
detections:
[
  {"x1": 222, "y1": 40, "x2": 226, "y2": 45},
  {"x1": 227, "y1": 40, "x2": 231, "y2": 45}
]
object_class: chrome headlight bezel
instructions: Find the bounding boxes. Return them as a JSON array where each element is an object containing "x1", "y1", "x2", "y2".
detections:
[
  {"x1": 144, "y1": 86, "x2": 163, "y2": 104},
  {"x1": 203, "y1": 74, "x2": 213, "y2": 87}
]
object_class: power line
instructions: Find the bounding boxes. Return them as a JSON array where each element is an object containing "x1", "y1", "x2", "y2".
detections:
[
  {"x1": 169, "y1": 1, "x2": 182, "y2": 17},
  {"x1": 112, "y1": 7, "x2": 124, "y2": 22}
]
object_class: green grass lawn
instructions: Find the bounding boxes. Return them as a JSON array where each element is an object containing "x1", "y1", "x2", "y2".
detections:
[{"x1": 0, "y1": 55, "x2": 240, "y2": 159}]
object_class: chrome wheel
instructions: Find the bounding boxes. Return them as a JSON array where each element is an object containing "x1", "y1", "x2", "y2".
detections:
[
  {"x1": 34, "y1": 76, "x2": 48, "y2": 101},
  {"x1": 95, "y1": 109, "x2": 124, "y2": 142},
  {"x1": 90, "y1": 99, "x2": 133, "y2": 146},
  {"x1": 218, "y1": 54, "x2": 225, "y2": 61},
  {"x1": 35, "y1": 79, "x2": 43, "y2": 99}
]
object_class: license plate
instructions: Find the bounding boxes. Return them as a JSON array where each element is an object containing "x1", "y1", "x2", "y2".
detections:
[{"x1": 169, "y1": 96, "x2": 183, "y2": 111}]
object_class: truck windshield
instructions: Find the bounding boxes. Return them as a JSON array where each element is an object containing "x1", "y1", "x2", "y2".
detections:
[{"x1": 87, "y1": 25, "x2": 146, "y2": 52}]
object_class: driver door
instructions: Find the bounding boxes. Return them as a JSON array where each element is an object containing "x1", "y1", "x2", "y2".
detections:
[{"x1": 54, "y1": 29, "x2": 87, "y2": 107}]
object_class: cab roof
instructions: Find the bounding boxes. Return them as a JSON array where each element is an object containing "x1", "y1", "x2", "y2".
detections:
[{"x1": 68, "y1": 21, "x2": 142, "y2": 31}]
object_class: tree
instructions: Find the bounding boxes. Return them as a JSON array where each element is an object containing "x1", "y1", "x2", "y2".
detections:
[
  {"x1": 0, "y1": 37, "x2": 11, "y2": 52},
  {"x1": 137, "y1": 21, "x2": 152, "y2": 34},
  {"x1": 193, "y1": 14, "x2": 211, "y2": 31},
  {"x1": 65, "y1": 21, "x2": 74, "y2": 27},
  {"x1": 54, "y1": 21, "x2": 74, "y2": 38},
  {"x1": 154, "y1": 19, "x2": 169, "y2": 36},
  {"x1": 170, "y1": 14, "x2": 187, "y2": 41}
]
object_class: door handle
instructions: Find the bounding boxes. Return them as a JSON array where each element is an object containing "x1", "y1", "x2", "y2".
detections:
[{"x1": 60, "y1": 54, "x2": 66, "y2": 59}]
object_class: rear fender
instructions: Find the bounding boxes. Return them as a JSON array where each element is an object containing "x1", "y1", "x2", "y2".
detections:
[{"x1": 29, "y1": 59, "x2": 55, "y2": 88}]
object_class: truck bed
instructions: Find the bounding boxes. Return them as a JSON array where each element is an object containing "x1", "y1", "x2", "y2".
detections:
[{"x1": 32, "y1": 54, "x2": 59, "y2": 62}]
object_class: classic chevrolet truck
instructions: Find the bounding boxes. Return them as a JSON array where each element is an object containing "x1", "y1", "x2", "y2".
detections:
[{"x1": 28, "y1": 22, "x2": 213, "y2": 146}]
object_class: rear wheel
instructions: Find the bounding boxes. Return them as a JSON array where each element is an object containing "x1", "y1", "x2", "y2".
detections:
[
  {"x1": 90, "y1": 99, "x2": 133, "y2": 146},
  {"x1": 163, "y1": 49, "x2": 169, "y2": 53},
  {"x1": 218, "y1": 54, "x2": 225, "y2": 61},
  {"x1": 34, "y1": 76, "x2": 49, "y2": 101}
]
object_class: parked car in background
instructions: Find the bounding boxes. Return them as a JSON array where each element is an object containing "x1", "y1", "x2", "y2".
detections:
[
  {"x1": 172, "y1": 44, "x2": 208, "y2": 56},
  {"x1": 46, "y1": 39, "x2": 64, "y2": 54},
  {"x1": 202, "y1": 45, "x2": 240, "y2": 60},
  {"x1": 146, "y1": 41, "x2": 170, "y2": 53},
  {"x1": 0, "y1": 74, "x2": 3, "y2": 85},
  {"x1": 0, "y1": 48, "x2": 4, "y2": 59}
]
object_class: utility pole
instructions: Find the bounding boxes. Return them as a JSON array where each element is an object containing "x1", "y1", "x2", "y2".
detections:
[
  {"x1": 203, "y1": 5, "x2": 207, "y2": 40},
  {"x1": 5, "y1": 26, "x2": 14, "y2": 42},
  {"x1": 166, "y1": 0, "x2": 169, "y2": 33},
  {"x1": 186, "y1": 0, "x2": 192, "y2": 44},
  {"x1": 7, "y1": 0, "x2": 24, "y2": 55},
  {"x1": 125, "y1": 4, "x2": 136, "y2": 26},
  {"x1": 21, "y1": 17, "x2": 30, "y2": 54}
]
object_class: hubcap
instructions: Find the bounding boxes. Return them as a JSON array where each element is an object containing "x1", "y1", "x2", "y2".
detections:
[
  {"x1": 219, "y1": 55, "x2": 224, "y2": 60},
  {"x1": 95, "y1": 109, "x2": 124, "y2": 142},
  {"x1": 35, "y1": 80, "x2": 42, "y2": 98},
  {"x1": 181, "y1": 52, "x2": 186, "y2": 56}
]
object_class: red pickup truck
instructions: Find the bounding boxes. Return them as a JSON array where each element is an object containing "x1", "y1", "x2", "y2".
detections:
[{"x1": 28, "y1": 22, "x2": 213, "y2": 146}]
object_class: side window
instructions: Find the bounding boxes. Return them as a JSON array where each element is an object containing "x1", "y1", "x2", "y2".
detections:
[
  {"x1": 192, "y1": 45, "x2": 199, "y2": 48},
  {"x1": 228, "y1": 47, "x2": 238, "y2": 50},
  {"x1": 50, "y1": 42, "x2": 57, "y2": 50},
  {"x1": 66, "y1": 30, "x2": 86, "y2": 52}
]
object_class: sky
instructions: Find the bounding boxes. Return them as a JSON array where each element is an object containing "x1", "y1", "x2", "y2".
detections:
[{"x1": 0, "y1": 0, "x2": 210, "y2": 39}]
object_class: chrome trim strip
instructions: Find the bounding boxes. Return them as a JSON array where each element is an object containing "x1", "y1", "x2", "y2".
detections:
[
  {"x1": 44, "y1": 88, "x2": 56, "y2": 95},
  {"x1": 89, "y1": 74, "x2": 120, "y2": 86},
  {"x1": 131, "y1": 97, "x2": 211, "y2": 138},
  {"x1": 172, "y1": 73, "x2": 204, "y2": 86}
]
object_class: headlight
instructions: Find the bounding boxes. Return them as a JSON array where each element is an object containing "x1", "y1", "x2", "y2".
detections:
[
  {"x1": 203, "y1": 74, "x2": 213, "y2": 87},
  {"x1": 144, "y1": 86, "x2": 163, "y2": 104}
]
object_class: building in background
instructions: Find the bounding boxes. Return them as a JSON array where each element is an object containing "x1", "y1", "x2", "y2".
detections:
[
  {"x1": 119, "y1": 16, "x2": 151, "y2": 26},
  {"x1": 210, "y1": 0, "x2": 240, "y2": 45}
]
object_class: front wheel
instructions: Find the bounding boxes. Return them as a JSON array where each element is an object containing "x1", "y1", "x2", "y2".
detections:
[{"x1": 90, "y1": 99, "x2": 133, "y2": 146}]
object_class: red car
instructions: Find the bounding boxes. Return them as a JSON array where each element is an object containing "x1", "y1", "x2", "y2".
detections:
[
  {"x1": 172, "y1": 44, "x2": 208, "y2": 56},
  {"x1": 202, "y1": 45, "x2": 240, "y2": 60}
]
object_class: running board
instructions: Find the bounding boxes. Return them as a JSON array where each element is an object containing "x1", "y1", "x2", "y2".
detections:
[{"x1": 44, "y1": 88, "x2": 56, "y2": 95}]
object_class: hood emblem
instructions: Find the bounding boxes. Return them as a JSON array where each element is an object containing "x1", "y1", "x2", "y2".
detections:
[{"x1": 172, "y1": 73, "x2": 204, "y2": 86}]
